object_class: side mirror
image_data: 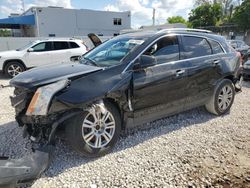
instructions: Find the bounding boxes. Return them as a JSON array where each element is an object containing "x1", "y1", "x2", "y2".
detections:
[
  {"x1": 27, "y1": 48, "x2": 34, "y2": 52},
  {"x1": 134, "y1": 55, "x2": 157, "y2": 70},
  {"x1": 231, "y1": 44, "x2": 237, "y2": 49}
]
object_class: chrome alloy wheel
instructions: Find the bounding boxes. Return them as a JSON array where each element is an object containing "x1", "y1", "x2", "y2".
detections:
[
  {"x1": 82, "y1": 105, "x2": 116, "y2": 149},
  {"x1": 218, "y1": 85, "x2": 233, "y2": 112},
  {"x1": 7, "y1": 64, "x2": 23, "y2": 77}
]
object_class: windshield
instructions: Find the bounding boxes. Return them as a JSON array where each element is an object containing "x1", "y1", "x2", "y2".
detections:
[
  {"x1": 16, "y1": 41, "x2": 37, "y2": 51},
  {"x1": 80, "y1": 37, "x2": 145, "y2": 67}
]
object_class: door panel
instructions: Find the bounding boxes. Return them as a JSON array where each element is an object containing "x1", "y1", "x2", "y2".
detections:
[
  {"x1": 132, "y1": 61, "x2": 189, "y2": 117},
  {"x1": 179, "y1": 35, "x2": 222, "y2": 109},
  {"x1": 52, "y1": 42, "x2": 71, "y2": 64},
  {"x1": 25, "y1": 42, "x2": 52, "y2": 67},
  {"x1": 184, "y1": 57, "x2": 217, "y2": 109},
  {"x1": 49, "y1": 49, "x2": 71, "y2": 64}
]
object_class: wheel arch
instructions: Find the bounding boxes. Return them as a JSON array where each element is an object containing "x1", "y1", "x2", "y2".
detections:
[
  {"x1": 3, "y1": 59, "x2": 26, "y2": 73},
  {"x1": 103, "y1": 97, "x2": 125, "y2": 129},
  {"x1": 224, "y1": 75, "x2": 234, "y2": 83}
]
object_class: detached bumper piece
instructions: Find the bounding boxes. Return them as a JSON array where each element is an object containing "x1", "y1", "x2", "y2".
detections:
[
  {"x1": 0, "y1": 146, "x2": 53, "y2": 187},
  {"x1": 235, "y1": 75, "x2": 243, "y2": 93}
]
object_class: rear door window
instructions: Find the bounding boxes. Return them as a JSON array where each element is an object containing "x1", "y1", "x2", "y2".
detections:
[
  {"x1": 181, "y1": 36, "x2": 212, "y2": 59},
  {"x1": 54, "y1": 42, "x2": 69, "y2": 50},
  {"x1": 143, "y1": 36, "x2": 180, "y2": 64},
  {"x1": 208, "y1": 40, "x2": 224, "y2": 54}
]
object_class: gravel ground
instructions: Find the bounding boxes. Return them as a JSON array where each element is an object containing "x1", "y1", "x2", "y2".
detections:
[{"x1": 0, "y1": 74, "x2": 250, "y2": 188}]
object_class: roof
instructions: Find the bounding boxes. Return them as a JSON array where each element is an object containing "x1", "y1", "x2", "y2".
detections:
[
  {"x1": 32, "y1": 38, "x2": 83, "y2": 42},
  {"x1": 0, "y1": 14, "x2": 35, "y2": 29},
  {"x1": 120, "y1": 28, "x2": 217, "y2": 39},
  {"x1": 118, "y1": 28, "x2": 226, "y2": 48}
]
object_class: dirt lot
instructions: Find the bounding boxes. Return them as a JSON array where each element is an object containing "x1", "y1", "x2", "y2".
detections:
[{"x1": 0, "y1": 74, "x2": 250, "y2": 188}]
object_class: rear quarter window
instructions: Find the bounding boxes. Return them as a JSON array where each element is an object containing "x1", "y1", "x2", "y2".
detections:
[
  {"x1": 69, "y1": 42, "x2": 80, "y2": 48},
  {"x1": 181, "y1": 36, "x2": 212, "y2": 59},
  {"x1": 208, "y1": 40, "x2": 224, "y2": 54}
]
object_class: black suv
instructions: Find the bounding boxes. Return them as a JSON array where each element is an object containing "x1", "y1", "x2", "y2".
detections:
[{"x1": 9, "y1": 29, "x2": 241, "y2": 157}]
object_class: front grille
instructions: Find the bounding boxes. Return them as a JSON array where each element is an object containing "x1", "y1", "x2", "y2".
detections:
[{"x1": 10, "y1": 88, "x2": 34, "y2": 115}]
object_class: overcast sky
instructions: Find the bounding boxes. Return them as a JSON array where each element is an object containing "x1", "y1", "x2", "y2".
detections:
[{"x1": 0, "y1": 0, "x2": 195, "y2": 28}]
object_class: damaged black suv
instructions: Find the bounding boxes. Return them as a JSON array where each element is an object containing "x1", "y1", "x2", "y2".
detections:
[{"x1": 9, "y1": 29, "x2": 241, "y2": 158}]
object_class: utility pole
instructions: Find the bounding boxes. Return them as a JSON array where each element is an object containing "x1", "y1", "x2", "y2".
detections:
[
  {"x1": 21, "y1": 0, "x2": 25, "y2": 12},
  {"x1": 152, "y1": 8, "x2": 155, "y2": 26}
]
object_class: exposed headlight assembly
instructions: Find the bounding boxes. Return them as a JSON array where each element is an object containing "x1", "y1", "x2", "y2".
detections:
[{"x1": 26, "y1": 79, "x2": 69, "y2": 116}]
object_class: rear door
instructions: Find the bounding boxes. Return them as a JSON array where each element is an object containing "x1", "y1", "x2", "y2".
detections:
[
  {"x1": 179, "y1": 35, "x2": 224, "y2": 109},
  {"x1": 50, "y1": 41, "x2": 71, "y2": 64},
  {"x1": 132, "y1": 35, "x2": 189, "y2": 120}
]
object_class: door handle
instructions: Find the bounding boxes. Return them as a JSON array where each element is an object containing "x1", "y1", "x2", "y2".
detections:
[
  {"x1": 176, "y1": 69, "x2": 185, "y2": 77},
  {"x1": 212, "y1": 60, "x2": 220, "y2": 66}
]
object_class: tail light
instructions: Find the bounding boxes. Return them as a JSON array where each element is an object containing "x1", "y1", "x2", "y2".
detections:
[{"x1": 235, "y1": 51, "x2": 243, "y2": 66}]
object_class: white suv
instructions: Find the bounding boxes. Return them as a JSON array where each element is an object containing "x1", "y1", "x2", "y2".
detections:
[{"x1": 0, "y1": 39, "x2": 88, "y2": 77}]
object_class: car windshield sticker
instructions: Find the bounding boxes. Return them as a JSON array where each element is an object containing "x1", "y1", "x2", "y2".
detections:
[{"x1": 128, "y1": 40, "x2": 144, "y2": 45}]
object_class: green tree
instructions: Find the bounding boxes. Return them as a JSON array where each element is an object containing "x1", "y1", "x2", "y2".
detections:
[
  {"x1": 195, "y1": 0, "x2": 241, "y2": 17},
  {"x1": 0, "y1": 29, "x2": 11, "y2": 37},
  {"x1": 188, "y1": 3, "x2": 222, "y2": 28},
  {"x1": 167, "y1": 16, "x2": 187, "y2": 24},
  {"x1": 232, "y1": 0, "x2": 250, "y2": 30}
]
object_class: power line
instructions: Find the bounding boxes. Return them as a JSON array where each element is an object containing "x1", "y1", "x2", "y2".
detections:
[{"x1": 21, "y1": 0, "x2": 25, "y2": 12}]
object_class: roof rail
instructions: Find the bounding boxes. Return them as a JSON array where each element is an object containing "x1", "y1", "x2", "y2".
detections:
[{"x1": 157, "y1": 28, "x2": 212, "y2": 34}]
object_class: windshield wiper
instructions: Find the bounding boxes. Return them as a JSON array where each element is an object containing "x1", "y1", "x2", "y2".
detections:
[{"x1": 83, "y1": 57, "x2": 99, "y2": 67}]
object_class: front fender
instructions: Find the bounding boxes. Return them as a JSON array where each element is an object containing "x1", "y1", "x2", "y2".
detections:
[{"x1": 55, "y1": 67, "x2": 133, "y2": 109}]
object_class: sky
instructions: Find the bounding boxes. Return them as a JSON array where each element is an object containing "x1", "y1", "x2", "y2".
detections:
[{"x1": 0, "y1": 0, "x2": 195, "y2": 28}]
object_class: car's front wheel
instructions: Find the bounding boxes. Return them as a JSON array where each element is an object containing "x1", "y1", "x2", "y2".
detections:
[
  {"x1": 65, "y1": 101, "x2": 121, "y2": 157},
  {"x1": 205, "y1": 79, "x2": 235, "y2": 115},
  {"x1": 4, "y1": 61, "x2": 25, "y2": 78}
]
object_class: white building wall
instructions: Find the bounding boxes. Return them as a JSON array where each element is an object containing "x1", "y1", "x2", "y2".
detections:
[{"x1": 29, "y1": 7, "x2": 131, "y2": 37}]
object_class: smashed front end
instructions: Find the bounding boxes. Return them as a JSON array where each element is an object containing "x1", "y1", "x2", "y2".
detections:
[
  {"x1": 11, "y1": 79, "x2": 70, "y2": 143},
  {"x1": 0, "y1": 79, "x2": 80, "y2": 186}
]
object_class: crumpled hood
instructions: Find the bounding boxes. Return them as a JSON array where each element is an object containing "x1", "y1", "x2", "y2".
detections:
[{"x1": 10, "y1": 63, "x2": 103, "y2": 89}]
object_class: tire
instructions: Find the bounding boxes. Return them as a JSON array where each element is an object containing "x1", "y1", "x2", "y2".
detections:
[
  {"x1": 65, "y1": 101, "x2": 121, "y2": 157},
  {"x1": 4, "y1": 61, "x2": 25, "y2": 78},
  {"x1": 205, "y1": 79, "x2": 235, "y2": 116}
]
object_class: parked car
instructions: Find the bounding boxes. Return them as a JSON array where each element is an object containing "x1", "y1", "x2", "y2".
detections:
[
  {"x1": 0, "y1": 38, "x2": 88, "y2": 77},
  {"x1": 0, "y1": 29, "x2": 242, "y2": 185},
  {"x1": 228, "y1": 40, "x2": 250, "y2": 60},
  {"x1": 227, "y1": 39, "x2": 250, "y2": 56},
  {"x1": 242, "y1": 57, "x2": 250, "y2": 80}
]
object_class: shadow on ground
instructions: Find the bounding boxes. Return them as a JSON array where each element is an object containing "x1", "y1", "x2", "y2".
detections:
[
  {"x1": 0, "y1": 73, "x2": 10, "y2": 81},
  {"x1": 0, "y1": 106, "x2": 218, "y2": 181},
  {"x1": 242, "y1": 80, "x2": 250, "y2": 88}
]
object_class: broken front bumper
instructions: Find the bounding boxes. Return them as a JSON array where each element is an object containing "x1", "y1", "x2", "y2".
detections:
[{"x1": 0, "y1": 145, "x2": 53, "y2": 187}]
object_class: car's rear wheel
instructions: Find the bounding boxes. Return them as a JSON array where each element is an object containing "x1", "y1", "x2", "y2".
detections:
[
  {"x1": 65, "y1": 101, "x2": 121, "y2": 157},
  {"x1": 205, "y1": 79, "x2": 235, "y2": 115},
  {"x1": 4, "y1": 61, "x2": 25, "y2": 78}
]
